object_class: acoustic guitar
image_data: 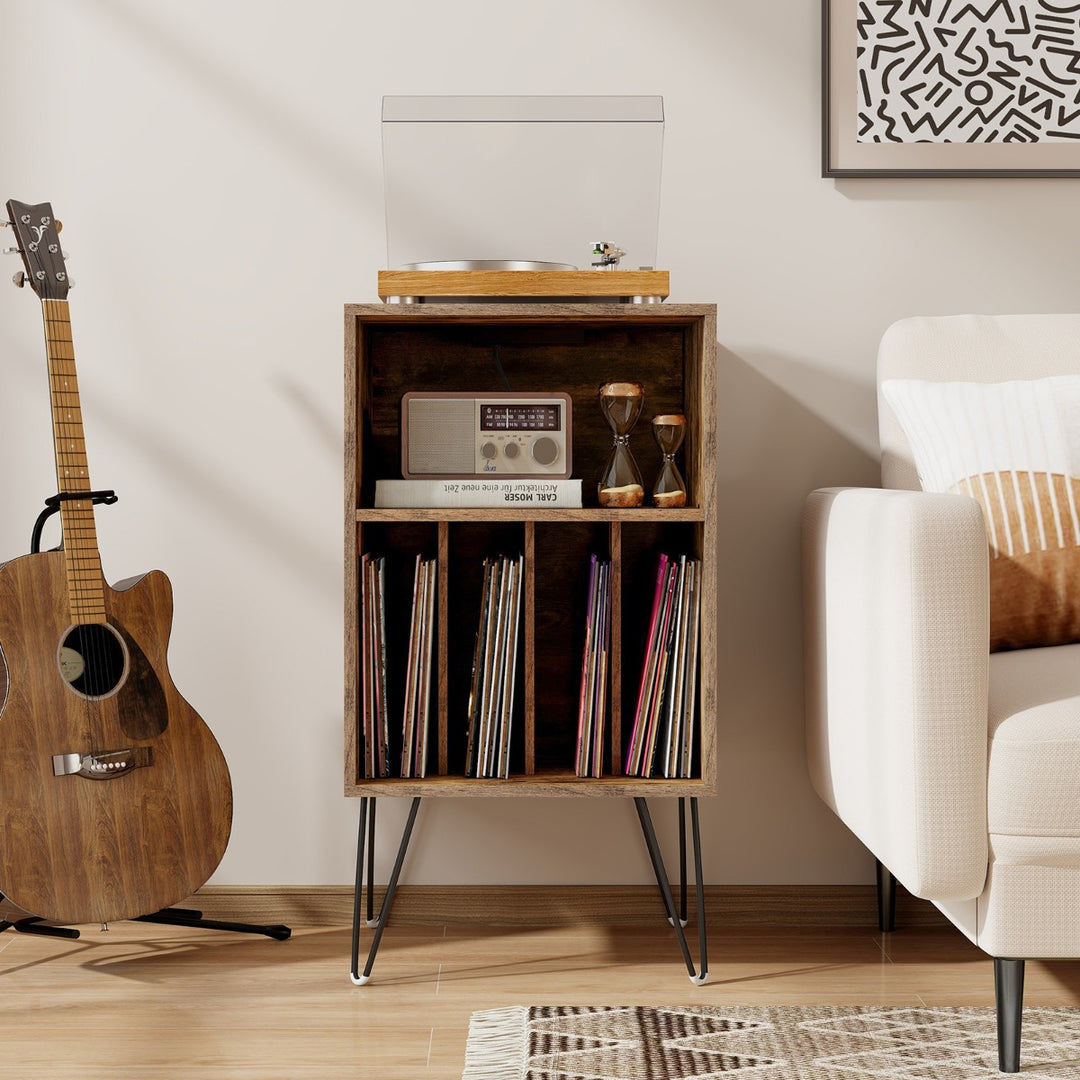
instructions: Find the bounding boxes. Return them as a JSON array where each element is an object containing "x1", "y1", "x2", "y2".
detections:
[{"x1": 0, "y1": 199, "x2": 232, "y2": 924}]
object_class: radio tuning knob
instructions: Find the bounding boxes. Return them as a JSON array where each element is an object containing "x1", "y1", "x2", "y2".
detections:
[
  {"x1": 531, "y1": 436, "x2": 559, "y2": 467},
  {"x1": 480, "y1": 442, "x2": 497, "y2": 460},
  {"x1": 503, "y1": 441, "x2": 520, "y2": 459}
]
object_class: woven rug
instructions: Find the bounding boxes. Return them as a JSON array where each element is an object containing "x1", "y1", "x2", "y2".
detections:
[{"x1": 461, "y1": 1004, "x2": 1080, "y2": 1079}]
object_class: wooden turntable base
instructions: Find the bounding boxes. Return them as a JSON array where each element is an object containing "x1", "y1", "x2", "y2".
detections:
[{"x1": 377, "y1": 269, "x2": 669, "y2": 303}]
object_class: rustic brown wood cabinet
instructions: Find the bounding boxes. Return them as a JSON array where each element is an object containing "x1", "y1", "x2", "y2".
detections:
[
  {"x1": 344, "y1": 301, "x2": 717, "y2": 984},
  {"x1": 344, "y1": 302, "x2": 718, "y2": 799}
]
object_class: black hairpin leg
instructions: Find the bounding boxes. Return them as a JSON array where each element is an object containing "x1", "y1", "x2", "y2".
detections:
[
  {"x1": 676, "y1": 797, "x2": 688, "y2": 927},
  {"x1": 351, "y1": 796, "x2": 421, "y2": 985},
  {"x1": 689, "y1": 799, "x2": 707, "y2": 980},
  {"x1": 634, "y1": 797, "x2": 708, "y2": 984},
  {"x1": 366, "y1": 798, "x2": 377, "y2": 926}
]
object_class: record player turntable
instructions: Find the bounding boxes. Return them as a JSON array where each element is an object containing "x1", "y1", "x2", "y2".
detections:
[{"x1": 378, "y1": 96, "x2": 669, "y2": 303}]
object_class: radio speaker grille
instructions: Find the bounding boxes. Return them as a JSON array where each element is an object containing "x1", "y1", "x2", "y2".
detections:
[{"x1": 407, "y1": 398, "x2": 475, "y2": 474}]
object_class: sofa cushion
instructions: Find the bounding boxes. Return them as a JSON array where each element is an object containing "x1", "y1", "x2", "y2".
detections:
[
  {"x1": 882, "y1": 375, "x2": 1080, "y2": 651},
  {"x1": 988, "y1": 642, "x2": 1080, "y2": 841}
]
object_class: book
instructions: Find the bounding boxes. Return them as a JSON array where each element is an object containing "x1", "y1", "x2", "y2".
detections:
[{"x1": 375, "y1": 478, "x2": 582, "y2": 509}]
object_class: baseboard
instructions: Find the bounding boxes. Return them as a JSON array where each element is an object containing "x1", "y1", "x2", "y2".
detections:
[{"x1": 178, "y1": 884, "x2": 950, "y2": 929}]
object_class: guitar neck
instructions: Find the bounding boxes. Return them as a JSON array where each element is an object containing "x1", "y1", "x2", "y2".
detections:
[{"x1": 41, "y1": 298, "x2": 106, "y2": 625}]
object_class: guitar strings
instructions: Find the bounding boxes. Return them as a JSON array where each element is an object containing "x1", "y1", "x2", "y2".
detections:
[
  {"x1": 52, "y1": 297, "x2": 107, "y2": 745},
  {"x1": 43, "y1": 297, "x2": 103, "y2": 758}
]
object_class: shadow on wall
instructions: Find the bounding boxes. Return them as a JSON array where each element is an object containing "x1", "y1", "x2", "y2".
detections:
[
  {"x1": 712, "y1": 345, "x2": 879, "y2": 741},
  {"x1": 78, "y1": 0, "x2": 379, "y2": 199},
  {"x1": 77, "y1": 381, "x2": 340, "y2": 600}
]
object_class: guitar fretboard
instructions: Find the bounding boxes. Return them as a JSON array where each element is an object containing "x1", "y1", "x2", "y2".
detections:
[{"x1": 41, "y1": 299, "x2": 106, "y2": 625}]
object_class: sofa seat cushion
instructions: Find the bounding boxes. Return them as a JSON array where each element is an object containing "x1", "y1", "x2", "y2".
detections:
[{"x1": 988, "y1": 642, "x2": 1080, "y2": 844}]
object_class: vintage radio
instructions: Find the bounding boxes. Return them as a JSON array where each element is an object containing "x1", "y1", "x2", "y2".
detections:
[{"x1": 401, "y1": 392, "x2": 572, "y2": 479}]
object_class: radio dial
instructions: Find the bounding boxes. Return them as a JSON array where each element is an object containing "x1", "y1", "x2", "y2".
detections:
[
  {"x1": 401, "y1": 392, "x2": 572, "y2": 478},
  {"x1": 531, "y1": 436, "x2": 559, "y2": 467}
]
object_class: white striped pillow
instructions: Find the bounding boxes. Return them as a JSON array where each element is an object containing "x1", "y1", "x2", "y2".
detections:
[{"x1": 883, "y1": 376, "x2": 1080, "y2": 652}]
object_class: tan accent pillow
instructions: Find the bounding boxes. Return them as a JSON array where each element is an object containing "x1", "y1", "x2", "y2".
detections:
[
  {"x1": 882, "y1": 377, "x2": 1080, "y2": 653},
  {"x1": 952, "y1": 471, "x2": 1080, "y2": 651}
]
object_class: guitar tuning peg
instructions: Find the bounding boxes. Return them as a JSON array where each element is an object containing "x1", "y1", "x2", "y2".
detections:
[
  {"x1": 12, "y1": 270, "x2": 25, "y2": 288},
  {"x1": 3, "y1": 247, "x2": 19, "y2": 255},
  {"x1": 54, "y1": 220, "x2": 62, "y2": 233}
]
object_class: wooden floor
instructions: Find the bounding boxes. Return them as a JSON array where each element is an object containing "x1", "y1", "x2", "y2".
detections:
[{"x1": 3, "y1": 913, "x2": 1080, "y2": 1079}]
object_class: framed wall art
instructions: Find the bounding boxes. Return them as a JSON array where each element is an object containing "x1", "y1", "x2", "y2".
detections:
[{"x1": 823, "y1": 0, "x2": 1080, "y2": 177}]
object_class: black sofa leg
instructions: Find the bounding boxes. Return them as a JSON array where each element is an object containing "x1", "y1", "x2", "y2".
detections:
[
  {"x1": 994, "y1": 957, "x2": 1024, "y2": 1073},
  {"x1": 875, "y1": 860, "x2": 896, "y2": 933}
]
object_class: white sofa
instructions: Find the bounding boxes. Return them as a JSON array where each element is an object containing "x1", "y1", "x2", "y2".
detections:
[{"x1": 803, "y1": 314, "x2": 1080, "y2": 1073}]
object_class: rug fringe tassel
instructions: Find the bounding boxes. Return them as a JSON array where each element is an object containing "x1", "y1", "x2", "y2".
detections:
[{"x1": 462, "y1": 1005, "x2": 528, "y2": 1080}]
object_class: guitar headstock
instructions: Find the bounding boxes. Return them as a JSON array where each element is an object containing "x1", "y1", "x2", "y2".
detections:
[{"x1": 5, "y1": 199, "x2": 69, "y2": 301}]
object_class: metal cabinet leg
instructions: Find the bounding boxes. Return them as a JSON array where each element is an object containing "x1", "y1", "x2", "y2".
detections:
[
  {"x1": 349, "y1": 798, "x2": 371, "y2": 983},
  {"x1": 676, "y1": 797, "x2": 688, "y2": 927},
  {"x1": 634, "y1": 797, "x2": 708, "y2": 984},
  {"x1": 350, "y1": 796, "x2": 422, "y2": 985},
  {"x1": 366, "y1": 798, "x2": 377, "y2": 927},
  {"x1": 689, "y1": 798, "x2": 708, "y2": 982}
]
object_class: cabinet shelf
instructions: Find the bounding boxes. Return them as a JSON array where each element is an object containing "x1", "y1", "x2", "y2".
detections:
[
  {"x1": 356, "y1": 507, "x2": 706, "y2": 524},
  {"x1": 346, "y1": 772, "x2": 710, "y2": 799},
  {"x1": 345, "y1": 302, "x2": 717, "y2": 797}
]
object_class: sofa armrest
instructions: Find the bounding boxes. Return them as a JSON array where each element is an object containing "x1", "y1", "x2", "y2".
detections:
[{"x1": 803, "y1": 487, "x2": 989, "y2": 901}]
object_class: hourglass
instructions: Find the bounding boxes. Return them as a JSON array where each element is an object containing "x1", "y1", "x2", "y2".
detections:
[
  {"x1": 651, "y1": 414, "x2": 687, "y2": 508},
  {"x1": 597, "y1": 381, "x2": 645, "y2": 507}
]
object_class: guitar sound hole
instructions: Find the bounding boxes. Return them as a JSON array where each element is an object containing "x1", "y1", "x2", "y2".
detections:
[{"x1": 58, "y1": 624, "x2": 127, "y2": 698}]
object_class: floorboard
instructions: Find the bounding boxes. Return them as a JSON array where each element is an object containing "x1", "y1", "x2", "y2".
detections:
[{"x1": 2, "y1": 917, "x2": 1079, "y2": 1078}]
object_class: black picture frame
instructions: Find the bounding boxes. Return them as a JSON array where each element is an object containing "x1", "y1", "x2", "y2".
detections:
[{"x1": 822, "y1": 0, "x2": 1080, "y2": 178}]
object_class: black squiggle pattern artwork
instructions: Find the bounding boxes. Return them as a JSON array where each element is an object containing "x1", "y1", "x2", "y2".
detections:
[{"x1": 857, "y1": 1, "x2": 1080, "y2": 142}]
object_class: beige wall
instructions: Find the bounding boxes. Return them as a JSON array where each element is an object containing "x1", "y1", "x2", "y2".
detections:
[{"x1": 2, "y1": 1, "x2": 1077, "y2": 888}]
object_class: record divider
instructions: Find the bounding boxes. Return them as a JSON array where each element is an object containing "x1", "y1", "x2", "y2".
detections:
[
  {"x1": 437, "y1": 520, "x2": 450, "y2": 775},
  {"x1": 524, "y1": 521, "x2": 536, "y2": 776},
  {"x1": 609, "y1": 520, "x2": 623, "y2": 777}
]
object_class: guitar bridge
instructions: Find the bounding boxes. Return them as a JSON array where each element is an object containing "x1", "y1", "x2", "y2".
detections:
[{"x1": 52, "y1": 746, "x2": 153, "y2": 780}]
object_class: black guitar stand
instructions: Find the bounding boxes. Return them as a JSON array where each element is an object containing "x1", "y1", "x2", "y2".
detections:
[
  {"x1": 0, "y1": 896, "x2": 291, "y2": 942},
  {"x1": 0, "y1": 491, "x2": 292, "y2": 945},
  {"x1": 31, "y1": 488, "x2": 119, "y2": 556},
  {"x1": 0, "y1": 895, "x2": 81, "y2": 940}
]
